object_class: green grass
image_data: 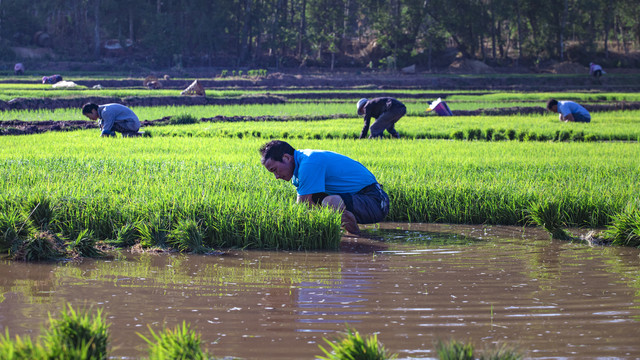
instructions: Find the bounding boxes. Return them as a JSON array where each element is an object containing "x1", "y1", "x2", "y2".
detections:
[
  {"x1": 1, "y1": 132, "x2": 639, "y2": 249},
  {"x1": 142, "y1": 111, "x2": 640, "y2": 142},
  {"x1": 318, "y1": 326, "x2": 397, "y2": 360}
]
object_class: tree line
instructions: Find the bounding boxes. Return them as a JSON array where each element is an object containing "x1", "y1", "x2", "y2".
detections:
[{"x1": 1, "y1": 0, "x2": 639, "y2": 69}]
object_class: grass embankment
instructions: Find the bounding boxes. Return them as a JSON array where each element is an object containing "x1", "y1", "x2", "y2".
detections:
[{"x1": 1, "y1": 134, "x2": 639, "y2": 252}]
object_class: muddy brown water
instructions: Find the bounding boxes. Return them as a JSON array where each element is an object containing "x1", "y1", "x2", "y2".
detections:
[{"x1": 1, "y1": 223, "x2": 639, "y2": 359}]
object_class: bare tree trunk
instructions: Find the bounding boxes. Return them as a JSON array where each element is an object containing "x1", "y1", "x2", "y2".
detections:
[
  {"x1": 94, "y1": 0, "x2": 101, "y2": 58},
  {"x1": 297, "y1": 0, "x2": 307, "y2": 57},
  {"x1": 129, "y1": 8, "x2": 134, "y2": 41},
  {"x1": 560, "y1": 0, "x2": 567, "y2": 60}
]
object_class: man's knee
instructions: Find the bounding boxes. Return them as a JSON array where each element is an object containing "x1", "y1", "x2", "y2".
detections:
[{"x1": 322, "y1": 195, "x2": 345, "y2": 210}]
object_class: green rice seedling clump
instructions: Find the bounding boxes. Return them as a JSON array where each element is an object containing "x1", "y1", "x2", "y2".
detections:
[
  {"x1": 606, "y1": 204, "x2": 640, "y2": 247},
  {"x1": 318, "y1": 326, "x2": 397, "y2": 360},
  {"x1": 12, "y1": 231, "x2": 67, "y2": 261},
  {"x1": 42, "y1": 305, "x2": 110, "y2": 360},
  {"x1": 0, "y1": 330, "x2": 48, "y2": 360},
  {"x1": 67, "y1": 229, "x2": 105, "y2": 258},
  {"x1": 139, "y1": 322, "x2": 209, "y2": 360}
]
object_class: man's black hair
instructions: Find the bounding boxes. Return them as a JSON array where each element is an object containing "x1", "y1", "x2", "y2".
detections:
[
  {"x1": 259, "y1": 140, "x2": 295, "y2": 165},
  {"x1": 546, "y1": 99, "x2": 558, "y2": 110},
  {"x1": 82, "y1": 102, "x2": 99, "y2": 114}
]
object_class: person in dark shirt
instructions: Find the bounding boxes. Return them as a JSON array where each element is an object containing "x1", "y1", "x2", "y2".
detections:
[{"x1": 356, "y1": 97, "x2": 407, "y2": 139}]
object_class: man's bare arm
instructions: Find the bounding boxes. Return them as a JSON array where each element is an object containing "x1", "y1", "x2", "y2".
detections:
[{"x1": 297, "y1": 194, "x2": 314, "y2": 206}]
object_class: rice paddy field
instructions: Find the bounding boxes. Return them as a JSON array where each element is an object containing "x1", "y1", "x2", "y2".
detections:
[{"x1": 1, "y1": 73, "x2": 640, "y2": 359}]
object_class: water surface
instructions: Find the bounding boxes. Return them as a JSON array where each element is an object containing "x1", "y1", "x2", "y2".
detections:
[{"x1": 1, "y1": 223, "x2": 639, "y2": 359}]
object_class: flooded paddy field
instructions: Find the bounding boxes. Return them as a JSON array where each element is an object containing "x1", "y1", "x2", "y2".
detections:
[{"x1": 1, "y1": 223, "x2": 639, "y2": 359}]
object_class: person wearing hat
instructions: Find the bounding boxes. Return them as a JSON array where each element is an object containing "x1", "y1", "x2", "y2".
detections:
[
  {"x1": 260, "y1": 140, "x2": 390, "y2": 235},
  {"x1": 546, "y1": 99, "x2": 591, "y2": 123},
  {"x1": 356, "y1": 97, "x2": 406, "y2": 139},
  {"x1": 82, "y1": 102, "x2": 141, "y2": 137}
]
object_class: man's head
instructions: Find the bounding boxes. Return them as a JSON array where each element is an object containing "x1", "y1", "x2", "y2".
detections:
[
  {"x1": 546, "y1": 99, "x2": 558, "y2": 112},
  {"x1": 356, "y1": 98, "x2": 368, "y2": 115},
  {"x1": 82, "y1": 103, "x2": 100, "y2": 120},
  {"x1": 259, "y1": 140, "x2": 296, "y2": 181}
]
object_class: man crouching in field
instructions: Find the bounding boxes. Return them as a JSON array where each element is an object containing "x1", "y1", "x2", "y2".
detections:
[
  {"x1": 82, "y1": 103, "x2": 141, "y2": 137},
  {"x1": 260, "y1": 140, "x2": 389, "y2": 235}
]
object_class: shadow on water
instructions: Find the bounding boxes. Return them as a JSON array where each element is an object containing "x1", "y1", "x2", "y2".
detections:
[{"x1": 361, "y1": 227, "x2": 479, "y2": 246}]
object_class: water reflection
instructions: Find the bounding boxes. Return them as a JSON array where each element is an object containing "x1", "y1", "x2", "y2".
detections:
[{"x1": 0, "y1": 223, "x2": 639, "y2": 359}]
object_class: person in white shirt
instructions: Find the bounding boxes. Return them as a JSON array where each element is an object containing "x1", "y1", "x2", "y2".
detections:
[{"x1": 546, "y1": 99, "x2": 591, "y2": 123}]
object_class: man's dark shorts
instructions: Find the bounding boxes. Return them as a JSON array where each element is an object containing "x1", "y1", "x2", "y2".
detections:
[
  {"x1": 339, "y1": 183, "x2": 390, "y2": 224},
  {"x1": 573, "y1": 113, "x2": 591, "y2": 123}
]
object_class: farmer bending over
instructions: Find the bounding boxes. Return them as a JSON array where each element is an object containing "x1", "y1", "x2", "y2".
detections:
[
  {"x1": 82, "y1": 103, "x2": 141, "y2": 137},
  {"x1": 546, "y1": 99, "x2": 591, "y2": 123},
  {"x1": 356, "y1": 97, "x2": 406, "y2": 139},
  {"x1": 260, "y1": 140, "x2": 390, "y2": 235}
]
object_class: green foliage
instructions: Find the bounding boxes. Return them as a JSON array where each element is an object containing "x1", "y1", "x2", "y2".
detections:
[
  {"x1": 115, "y1": 223, "x2": 138, "y2": 247},
  {"x1": 528, "y1": 200, "x2": 574, "y2": 241},
  {"x1": 435, "y1": 340, "x2": 475, "y2": 360},
  {"x1": 0, "y1": 330, "x2": 47, "y2": 360},
  {"x1": 12, "y1": 231, "x2": 66, "y2": 261},
  {"x1": 139, "y1": 322, "x2": 208, "y2": 360},
  {"x1": 168, "y1": 219, "x2": 209, "y2": 254},
  {"x1": 68, "y1": 229, "x2": 105, "y2": 258},
  {"x1": 137, "y1": 217, "x2": 170, "y2": 248},
  {"x1": 24, "y1": 197, "x2": 56, "y2": 231},
  {"x1": 42, "y1": 305, "x2": 110, "y2": 360},
  {"x1": 169, "y1": 114, "x2": 199, "y2": 125},
  {"x1": 0, "y1": 209, "x2": 31, "y2": 252},
  {"x1": 318, "y1": 326, "x2": 397, "y2": 360},
  {"x1": 435, "y1": 340, "x2": 523, "y2": 360},
  {"x1": 606, "y1": 204, "x2": 640, "y2": 247}
]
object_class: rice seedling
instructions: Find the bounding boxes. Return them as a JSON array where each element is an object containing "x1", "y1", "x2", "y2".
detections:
[
  {"x1": 435, "y1": 340, "x2": 475, "y2": 360},
  {"x1": 0, "y1": 209, "x2": 32, "y2": 253},
  {"x1": 41, "y1": 305, "x2": 110, "y2": 360},
  {"x1": 318, "y1": 326, "x2": 397, "y2": 360},
  {"x1": 12, "y1": 231, "x2": 66, "y2": 261},
  {"x1": 67, "y1": 229, "x2": 105, "y2": 258},
  {"x1": 167, "y1": 219, "x2": 210, "y2": 254},
  {"x1": 136, "y1": 216, "x2": 170, "y2": 248},
  {"x1": 138, "y1": 322, "x2": 209, "y2": 360},
  {"x1": 0, "y1": 330, "x2": 48, "y2": 360},
  {"x1": 527, "y1": 200, "x2": 574, "y2": 241},
  {"x1": 606, "y1": 203, "x2": 640, "y2": 247},
  {"x1": 114, "y1": 223, "x2": 139, "y2": 247},
  {"x1": 435, "y1": 340, "x2": 523, "y2": 360},
  {"x1": 169, "y1": 113, "x2": 199, "y2": 125}
]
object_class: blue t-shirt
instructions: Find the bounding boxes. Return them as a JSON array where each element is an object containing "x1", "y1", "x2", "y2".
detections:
[
  {"x1": 558, "y1": 101, "x2": 591, "y2": 121},
  {"x1": 98, "y1": 103, "x2": 140, "y2": 133},
  {"x1": 291, "y1": 149, "x2": 377, "y2": 196}
]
